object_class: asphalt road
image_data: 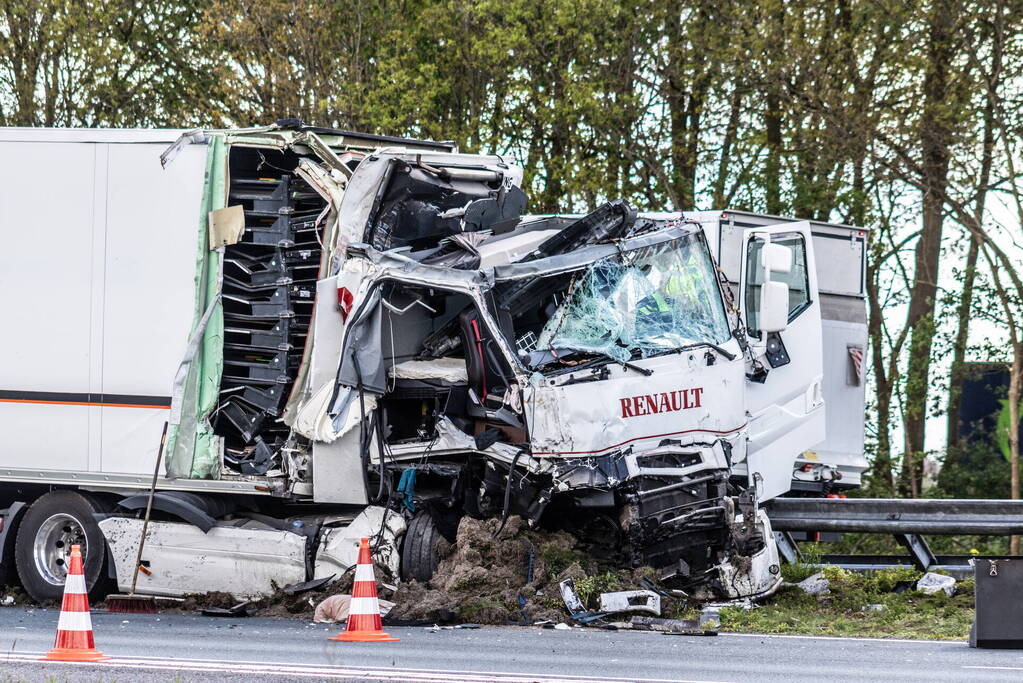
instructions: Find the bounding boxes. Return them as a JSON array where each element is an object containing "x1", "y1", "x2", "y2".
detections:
[{"x1": 1, "y1": 607, "x2": 1022, "y2": 682}]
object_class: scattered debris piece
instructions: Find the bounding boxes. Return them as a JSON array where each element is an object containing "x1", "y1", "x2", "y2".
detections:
[
  {"x1": 916, "y1": 572, "x2": 956, "y2": 597},
  {"x1": 560, "y1": 579, "x2": 585, "y2": 615},
  {"x1": 427, "y1": 623, "x2": 482, "y2": 631},
  {"x1": 631, "y1": 616, "x2": 717, "y2": 636},
  {"x1": 699, "y1": 606, "x2": 721, "y2": 627},
  {"x1": 283, "y1": 575, "x2": 335, "y2": 596},
  {"x1": 313, "y1": 595, "x2": 395, "y2": 623},
  {"x1": 554, "y1": 623, "x2": 572, "y2": 630},
  {"x1": 598, "y1": 590, "x2": 660, "y2": 616},
  {"x1": 202, "y1": 601, "x2": 253, "y2": 617},
  {"x1": 796, "y1": 572, "x2": 831, "y2": 595},
  {"x1": 862, "y1": 604, "x2": 885, "y2": 612}
]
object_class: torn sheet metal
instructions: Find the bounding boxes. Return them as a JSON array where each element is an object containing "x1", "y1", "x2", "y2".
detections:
[
  {"x1": 314, "y1": 506, "x2": 406, "y2": 579},
  {"x1": 99, "y1": 517, "x2": 306, "y2": 599},
  {"x1": 690, "y1": 510, "x2": 783, "y2": 601},
  {"x1": 160, "y1": 129, "x2": 209, "y2": 167},
  {"x1": 489, "y1": 224, "x2": 694, "y2": 282},
  {"x1": 208, "y1": 205, "x2": 245, "y2": 249},
  {"x1": 389, "y1": 358, "x2": 468, "y2": 383},
  {"x1": 292, "y1": 379, "x2": 342, "y2": 441},
  {"x1": 421, "y1": 232, "x2": 487, "y2": 269},
  {"x1": 335, "y1": 152, "x2": 522, "y2": 262}
]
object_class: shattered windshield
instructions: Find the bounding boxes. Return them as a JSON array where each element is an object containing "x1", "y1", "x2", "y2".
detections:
[{"x1": 535, "y1": 234, "x2": 731, "y2": 363}]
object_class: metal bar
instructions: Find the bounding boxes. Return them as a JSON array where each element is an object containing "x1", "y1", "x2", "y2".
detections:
[
  {"x1": 766, "y1": 498, "x2": 1023, "y2": 535},
  {"x1": 0, "y1": 468, "x2": 275, "y2": 494},
  {"x1": 895, "y1": 533, "x2": 937, "y2": 571},
  {"x1": 774, "y1": 531, "x2": 800, "y2": 564}
]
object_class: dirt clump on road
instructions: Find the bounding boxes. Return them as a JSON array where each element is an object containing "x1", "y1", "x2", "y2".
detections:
[{"x1": 386, "y1": 515, "x2": 650, "y2": 625}]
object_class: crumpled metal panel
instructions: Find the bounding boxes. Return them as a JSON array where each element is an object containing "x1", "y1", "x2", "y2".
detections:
[
  {"x1": 314, "y1": 506, "x2": 406, "y2": 579},
  {"x1": 99, "y1": 517, "x2": 306, "y2": 599}
]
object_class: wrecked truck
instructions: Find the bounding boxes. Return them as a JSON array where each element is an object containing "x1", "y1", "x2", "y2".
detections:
[{"x1": 0, "y1": 123, "x2": 859, "y2": 605}]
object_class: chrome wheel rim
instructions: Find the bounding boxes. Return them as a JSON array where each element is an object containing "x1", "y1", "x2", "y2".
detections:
[{"x1": 33, "y1": 514, "x2": 86, "y2": 585}]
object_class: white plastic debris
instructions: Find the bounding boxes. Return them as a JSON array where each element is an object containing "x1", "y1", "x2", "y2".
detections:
[
  {"x1": 1, "y1": 595, "x2": 14, "y2": 606},
  {"x1": 916, "y1": 572, "x2": 956, "y2": 597},
  {"x1": 796, "y1": 572, "x2": 831, "y2": 595},
  {"x1": 699, "y1": 606, "x2": 721, "y2": 627},
  {"x1": 862, "y1": 604, "x2": 885, "y2": 612},
  {"x1": 558, "y1": 579, "x2": 585, "y2": 615},
  {"x1": 313, "y1": 595, "x2": 394, "y2": 623},
  {"x1": 554, "y1": 623, "x2": 572, "y2": 630},
  {"x1": 598, "y1": 590, "x2": 661, "y2": 616}
]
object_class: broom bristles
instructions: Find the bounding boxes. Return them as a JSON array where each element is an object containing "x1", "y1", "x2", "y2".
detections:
[{"x1": 105, "y1": 594, "x2": 157, "y2": 613}]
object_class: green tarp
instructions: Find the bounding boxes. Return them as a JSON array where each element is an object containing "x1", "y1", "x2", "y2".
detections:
[{"x1": 165, "y1": 137, "x2": 226, "y2": 479}]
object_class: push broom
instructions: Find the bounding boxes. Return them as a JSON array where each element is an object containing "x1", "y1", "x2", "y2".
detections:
[{"x1": 106, "y1": 421, "x2": 167, "y2": 613}]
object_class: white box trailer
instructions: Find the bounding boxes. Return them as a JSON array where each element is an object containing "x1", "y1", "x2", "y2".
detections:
[
  {"x1": 0, "y1": 125, "x2": 862, "y2": 605},
  {"x1": 684, "y1": 210, "x2": 869, "y2": 491},
  {"x1": 0, "y1": 126, "x2": 454, "y2": 600}
]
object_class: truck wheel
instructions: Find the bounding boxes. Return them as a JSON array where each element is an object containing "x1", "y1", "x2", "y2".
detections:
[
  {"x1": 401, "y1": 512, "x2": 442, "y2": 583},
  {"x1": 14, "y1": 491, "x2": 110, "y2": 603}
]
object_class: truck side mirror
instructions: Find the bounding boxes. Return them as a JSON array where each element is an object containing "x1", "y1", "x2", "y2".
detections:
[
  {"x1": 763, "y1": 243, "x2": 792, "y2": 275},
  {"x1": 760, "y1": 280, "x2": 789, "y2": 332}
]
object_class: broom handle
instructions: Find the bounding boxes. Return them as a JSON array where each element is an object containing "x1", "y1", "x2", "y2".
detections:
[{"x1": 130, "y1": 421, "x2": 167, "y2": 595}]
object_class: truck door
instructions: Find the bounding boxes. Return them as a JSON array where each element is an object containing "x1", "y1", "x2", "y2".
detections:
[{"x1": 739, "y1": 222, "x2": 825, "y2": 501}]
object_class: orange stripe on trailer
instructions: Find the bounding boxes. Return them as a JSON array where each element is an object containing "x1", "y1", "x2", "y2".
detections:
[{"x1": 0, "y1": 398, "x2": 170, "y2": 409}]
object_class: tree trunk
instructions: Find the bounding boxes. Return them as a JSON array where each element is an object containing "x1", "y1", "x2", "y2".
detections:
[
  {"x1": 946, "y1": 237, "x2": 980, "y2": 451},
  {"x1": 901, "y1": 0, "x2": 955, "y2": 495},
  {"x1": 762, "y1": 3, "x2": 784, "y2": 215},
  {"x1": 712, "y1": 85, "x2": 742, "y2": 208},
  {"x1": 866, "y1": 235, "x2": 896, "y2": 495},
  {"x1": 1010, "y1": 348, "x2": 1020, "y2": 555}
]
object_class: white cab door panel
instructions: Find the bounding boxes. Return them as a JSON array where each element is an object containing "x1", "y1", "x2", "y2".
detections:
[{"x1": 740, "y1": 222, "x2": 825, "y2": 501}]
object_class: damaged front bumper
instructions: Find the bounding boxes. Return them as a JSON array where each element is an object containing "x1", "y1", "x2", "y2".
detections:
[{"x1": 549, "y1": 441, "x2": 781, "y2": 600}]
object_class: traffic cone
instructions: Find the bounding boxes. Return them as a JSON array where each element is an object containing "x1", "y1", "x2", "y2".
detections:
[
  {"x1": 328, "y1": 537, "x2": 398, "y2": 642},
  {"x1": 40, "y1": 544, "x2": 109, "y2": 662}
]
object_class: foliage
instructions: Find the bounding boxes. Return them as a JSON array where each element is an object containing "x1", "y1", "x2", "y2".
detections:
[{"x1": 721, "y1": 568, "x2": 975, "y2": 639}]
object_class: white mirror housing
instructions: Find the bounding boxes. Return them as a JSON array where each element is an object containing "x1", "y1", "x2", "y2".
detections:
[
  {"x1": 763, "y1": 242, "x2": 792, "y2": 275},
  {"x1": 759, "y1": 280, "x2": 789, "y2": 332}
]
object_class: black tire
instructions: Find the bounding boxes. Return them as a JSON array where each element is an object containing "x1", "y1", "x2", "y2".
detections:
[
  {"x1": 14, "y1": 491, "x2": 111, "y2": 603},
  {"x1": 401, "y1": 512, "x2": 442, "y2": 583}
]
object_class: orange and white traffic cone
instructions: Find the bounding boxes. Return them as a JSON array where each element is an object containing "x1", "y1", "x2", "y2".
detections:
[
  {"x1": 328, "y1": 537, "x2": 398, "y2": 643},
  {"x1": 40, "y1": 544, "x2": 109, "y2": 662}
]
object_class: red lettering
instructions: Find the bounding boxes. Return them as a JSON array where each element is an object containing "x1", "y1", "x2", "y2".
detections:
[
  {"x1": 634, "y1": 397, "x2": 648, "y2": 416},
  {"x1": 669, "y1": 391, "x2": 683, "y2": 411},
  {"x1": 616, "y1": 388, "x2": 705, "y2": 416},
  {"x1": 620, "y1": 397, "x2": 635, "y2": 418}
]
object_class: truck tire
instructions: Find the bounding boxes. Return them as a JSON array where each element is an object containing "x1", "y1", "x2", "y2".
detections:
[
  {"x1": 14, "y1": 491, "x2": 111, "y2": 603},
  {"x1": 401, "y1": 512, "x2": 442, "y2": 583}
]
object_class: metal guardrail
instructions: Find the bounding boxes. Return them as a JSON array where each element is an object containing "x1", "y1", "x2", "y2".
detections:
[{"x1": 766, "y1": 498, "x2": 1023, "y2": 535}]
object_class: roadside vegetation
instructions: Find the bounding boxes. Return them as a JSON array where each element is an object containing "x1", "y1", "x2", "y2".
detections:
[{"x1": 715, "y1": 564, "x2": 973, "y2": 640}]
